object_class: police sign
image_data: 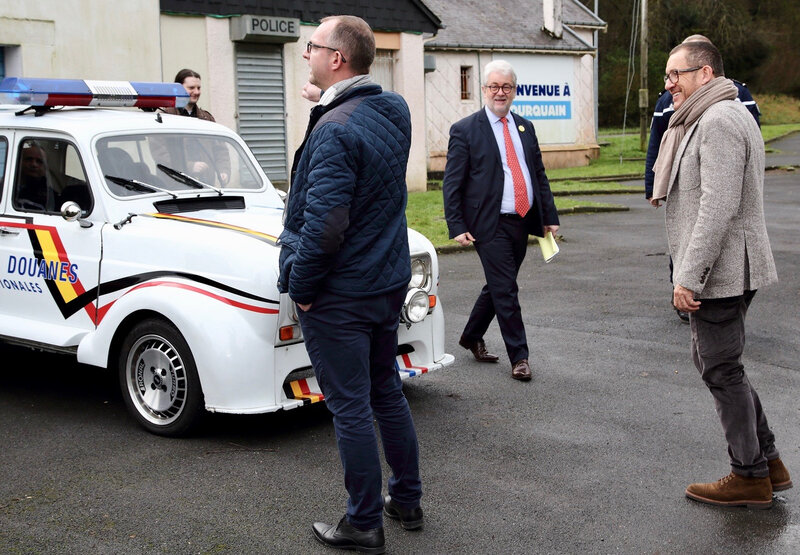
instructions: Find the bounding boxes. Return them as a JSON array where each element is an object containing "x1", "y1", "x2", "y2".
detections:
[{"x1": 230, "y1": 15, "x2": 300, "y2": 43}]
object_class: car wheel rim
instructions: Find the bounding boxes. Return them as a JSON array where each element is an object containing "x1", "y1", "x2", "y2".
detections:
[{"x1": 125, "y1": 334, "x2": 187, "y2": 425}]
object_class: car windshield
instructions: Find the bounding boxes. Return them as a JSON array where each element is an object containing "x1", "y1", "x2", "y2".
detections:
[{"x1": 96, "y1": 133, "x2": 263, "y2": 196}]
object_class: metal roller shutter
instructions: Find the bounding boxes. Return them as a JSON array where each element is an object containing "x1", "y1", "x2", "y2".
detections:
[{"x1": 235, "y1": 44, "x2": 288, "y2": 186}]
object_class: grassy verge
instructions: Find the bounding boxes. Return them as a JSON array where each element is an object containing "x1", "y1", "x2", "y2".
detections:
[
  {"x1": 548, "y1": 132, "x2": 645, "y2": 180},
  {"x1": 550, "y1": 180, "x2": 641, "y2": 195},
  {"x1": 756, "y1": 93, "x2": 800, "y2": 125},
  {"x1": 410, "y1": 102, "x2": 799, "y2": 247},
  {"x1": 406, "y1": 191, "x2": 624, "y2": 248},
  {"x1": 762, "y1": 123, "x2": 800, "y2": 143}
]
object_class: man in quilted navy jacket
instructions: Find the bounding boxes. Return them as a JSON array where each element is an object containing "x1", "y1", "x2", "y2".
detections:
[{"x1": 278, "y1": 15, "x2": 421, "y2": 554}]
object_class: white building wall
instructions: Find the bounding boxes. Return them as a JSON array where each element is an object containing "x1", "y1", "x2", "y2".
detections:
[
  {"x1": 576, "y1": 53, "x2": 596, "y2": 144},
  {"x1": 424, "y1": 52, "x2": 483, "y2": 172},
  {"x1": 205, "y1": 17, "x2": 237, "y2": 131},
  {"x1": 425, "y1": 45, "x2": 600, "y2": 171},
  {"x1": 396, "y1": 32, "x2": 427, "y2": 192},
  {"x1": 282, "y1": 27, "x2": 429, "y2": 191},
  {"x1": 284, "y1": 24, "x2": 319, "y2": 167},
  {"x1": 0, "y1": 3, "x2": 434, "y2": 192},
  {"x1": 0, "y1": 0, "x2": 161, "y2": 80}
]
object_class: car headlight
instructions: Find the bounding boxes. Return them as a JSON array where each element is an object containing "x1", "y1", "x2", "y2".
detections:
[
  {"x1": 408, "y1": 255, "x2": 431, "y2": 292},
  {"x1": 401, "y1": 288, "x2": 430, "y2": 325}
]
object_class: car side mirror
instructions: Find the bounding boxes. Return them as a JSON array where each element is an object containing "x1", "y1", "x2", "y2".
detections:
[
  {"x1": 61, "y1": 201, "x2": 93, "y2": 228},
  {"x1": 61, "y1": 201, "x2": 81, "y2": 221}
]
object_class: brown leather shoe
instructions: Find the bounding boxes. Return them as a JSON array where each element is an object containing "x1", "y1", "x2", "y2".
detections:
[
  {"x1": 685, "y1": 472, "x2": 772, "y2": 509},
  {"x1": 768, "y1": 457, "x2": 793, "y2": 491},
  {"x1": 511, "y1": 359, "x2": 532, "y2": 381},
  {"x1": 458, "y1": 336, "x2": 499, "y2": 363}
]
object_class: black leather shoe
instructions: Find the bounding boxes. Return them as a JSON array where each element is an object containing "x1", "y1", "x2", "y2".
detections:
[
  {"x1": 458, "y1": 335, "x2": 499, "y2": 363},
  {"x1": 511, "y1": 359, "x2": 532, "y2": 381},
  {"x1": 383, "y1": 495, "x2": 424, "y2": 530},
  {"x1": 312, "y1": 517, "x2": 385, "y2": 554}
]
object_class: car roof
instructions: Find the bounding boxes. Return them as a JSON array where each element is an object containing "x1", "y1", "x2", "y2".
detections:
[{"x1": 0, "y1": 106, "x2": 231, "y2": 138}]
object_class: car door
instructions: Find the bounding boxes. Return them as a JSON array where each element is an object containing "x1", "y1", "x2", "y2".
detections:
[{"x1": 0, "y1": 134, "x2": 103, "y2": 348}]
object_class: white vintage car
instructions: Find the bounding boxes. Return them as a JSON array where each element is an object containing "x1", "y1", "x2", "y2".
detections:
[{"x1": 0, "y1": 78, "x2": 453, "y2": 436}]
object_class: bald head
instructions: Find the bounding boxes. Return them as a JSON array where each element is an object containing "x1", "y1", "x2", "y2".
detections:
[{"x1": 682, "y1": 34, "x2": 712, "y2": 44}]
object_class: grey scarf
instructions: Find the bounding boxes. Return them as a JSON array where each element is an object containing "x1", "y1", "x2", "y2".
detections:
[
  {"x1": 319, "y1": 74, "x2": 373, "y2": 106},
  {"x1": 651, "y1": 77, "x2": 738, "y2": 200}
]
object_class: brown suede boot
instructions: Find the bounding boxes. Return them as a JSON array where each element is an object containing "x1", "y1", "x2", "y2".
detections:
[
  {"x1": 685, "y1": 472, "x2": 773, "y2": 509},
  {"x1": 768, "y1": 458, "x2": 793, "y2": 491}
]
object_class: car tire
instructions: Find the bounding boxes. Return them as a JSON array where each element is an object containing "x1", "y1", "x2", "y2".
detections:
[{"x1": 118, "y1": 318, "x2": 204, "y2": 436}]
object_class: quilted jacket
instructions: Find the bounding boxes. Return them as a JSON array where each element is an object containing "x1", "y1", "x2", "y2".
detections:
[{"x1": 278, "y1": 84, "x2": 411, "y2": 304}]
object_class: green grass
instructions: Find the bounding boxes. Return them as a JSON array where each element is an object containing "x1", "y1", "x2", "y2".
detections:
[
  {"x1": 762, "y1": 123, "x2": 800, "y2": 143},
  {"x1": 406, "y1": 190, "x2": 624, "y2": 248},
  {"x1": 550, "y1": 180, "x2": 641, "y2": 194},
  {"x1": 410, "y1": 101, "x2": 800, "y2": 247},
  {"x1": 756, "y1": 93, "x2": 800, "y2": 125},
  {"x1": 547, "y1": 132, "x2": 646, "y2": 180},
  {"x1": 551, "y1": 122, "x2": 800, "y2": 180}
]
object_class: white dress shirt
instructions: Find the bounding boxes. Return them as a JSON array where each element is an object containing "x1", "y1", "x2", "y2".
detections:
[{"x1": 484, "y1": 106, "x2": 534, "y2": 215}]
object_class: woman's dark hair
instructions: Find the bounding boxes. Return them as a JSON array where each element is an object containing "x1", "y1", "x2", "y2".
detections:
[{"x1": 174, "y1": 68, "x2": 201, "y2": 84}]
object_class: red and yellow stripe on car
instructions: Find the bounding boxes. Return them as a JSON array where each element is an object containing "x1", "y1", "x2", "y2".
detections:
[
  {"x1": 145, "y1": 213, "x2": 278, "y2": 245},
  {"x1": 284, "y1": 377, "x2": 324, "y2": 405}
]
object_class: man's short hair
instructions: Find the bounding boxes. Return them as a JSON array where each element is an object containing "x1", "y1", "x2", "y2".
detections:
[
  {"x1": 670, "y1": 41, "x2": 725, "y2": 77},
  {"x1": 322, "y1": 15, "x2": 375, "y2": 75},
  {"x1": 483, "y1": 60, "x2": 517, "y2": 86}
]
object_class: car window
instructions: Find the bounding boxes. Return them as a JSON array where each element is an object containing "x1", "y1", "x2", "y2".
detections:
[
  {"x1": 96, "y1": 133, "x2": 263, "y2": 196},
  {"x1": 13, "y1": 138, "x2": 93, "y2": 215}
]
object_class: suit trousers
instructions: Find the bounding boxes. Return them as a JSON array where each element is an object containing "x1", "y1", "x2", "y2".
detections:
[
  {"x1": 463, "y1": 214, "x2": 530, "y2": 363},
  {"x1": 690, "y1": 290, "x2": 779, "y2": 477},
  {"x1": 297, "y1": 288, "x2": 422, "y2": 529}
]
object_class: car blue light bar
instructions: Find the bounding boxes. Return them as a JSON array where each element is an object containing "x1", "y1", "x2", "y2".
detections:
[{"x1": 0, "y1": 77, "x2": 189, "y2": 109}]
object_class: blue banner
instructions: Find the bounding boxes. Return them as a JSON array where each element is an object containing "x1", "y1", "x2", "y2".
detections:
[{"x1": 512, "y1": 101, "x2": 571, "y2": 120}]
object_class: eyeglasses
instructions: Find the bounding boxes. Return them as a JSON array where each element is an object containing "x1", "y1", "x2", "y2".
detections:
[
  {"x1": 306, "y1": 41, "x2": 347, "y2": 63},
  {"x1": 484, "y1": 84, "x2": 514, "y2": 94},
  {"x1": 663, "y1": 66, "x2": 703, "y2": 84}
]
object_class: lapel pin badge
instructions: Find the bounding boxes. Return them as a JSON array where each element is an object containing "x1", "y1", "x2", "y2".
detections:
[{"x1": 518, "y1": 125, "x2": 525, "y2": 132}]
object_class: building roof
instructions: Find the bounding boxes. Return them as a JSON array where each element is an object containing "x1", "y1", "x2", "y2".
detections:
[
  {"x1": 160, "y1": 0, "x2": 442, "y2": 34},
  {"x1": 423, "y1": 0, "x2": 605, "y2": 53}
]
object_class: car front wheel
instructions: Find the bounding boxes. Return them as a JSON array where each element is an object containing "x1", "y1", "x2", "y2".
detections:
[{"x1": 118, "y1": 318, "x2": 204, "y2": 436}]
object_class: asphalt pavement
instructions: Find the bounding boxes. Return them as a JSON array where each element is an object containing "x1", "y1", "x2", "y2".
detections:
[{"x1": 1, "y1": 134, "x2": 799, "y2": 554}]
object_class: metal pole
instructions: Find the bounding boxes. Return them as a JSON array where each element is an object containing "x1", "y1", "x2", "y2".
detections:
[
  {"x1": 639, "y1": 0, "x2": 648, "y2": 152},
  {"x1": 594, "y1": 0, "x2": 599, "y2": 143}
]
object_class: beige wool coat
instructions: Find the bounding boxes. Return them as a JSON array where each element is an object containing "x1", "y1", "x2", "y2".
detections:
[{"x1": 664, "y1": 99, "x2": 777, "y2": 299}]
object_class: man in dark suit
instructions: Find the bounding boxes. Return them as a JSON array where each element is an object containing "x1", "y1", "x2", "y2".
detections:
[{"x1": 442, "y1": 59, "x2": 559, "y2": 381}]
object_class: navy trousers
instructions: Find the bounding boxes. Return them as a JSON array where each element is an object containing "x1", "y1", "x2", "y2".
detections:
[
  {"x1": 463, "y1": 214, "x2": 530, "y2": 364},
  {"x1": 298, "y1": 288, "x2": 422, "y2": 529},
  {"x1": 690, "y1": 290, "x2": 779, "y2": 477}
]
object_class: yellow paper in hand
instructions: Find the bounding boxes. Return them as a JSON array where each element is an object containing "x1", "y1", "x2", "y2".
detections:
[{"x1": 536, "y1": 231, "x2": 559, "y2": 263}]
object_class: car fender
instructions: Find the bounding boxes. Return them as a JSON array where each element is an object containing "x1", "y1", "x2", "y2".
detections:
[{"x1": 77, "y1": 279, "x2": 282, "y2": 412}]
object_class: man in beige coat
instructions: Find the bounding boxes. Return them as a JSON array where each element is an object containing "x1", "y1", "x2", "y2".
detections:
[{"x1": 653, "y1": 40, "x2": 791, "y2": 509}]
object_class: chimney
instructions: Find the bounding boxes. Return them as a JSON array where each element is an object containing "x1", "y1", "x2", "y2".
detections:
[{"x1": 542, "y1": 0, "x2": 563, "y2": 38}]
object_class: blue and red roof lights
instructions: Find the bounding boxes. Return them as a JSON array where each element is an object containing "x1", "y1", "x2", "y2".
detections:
[{"x1": 0, "y1": 78, "x2": 189, "y2": 109}]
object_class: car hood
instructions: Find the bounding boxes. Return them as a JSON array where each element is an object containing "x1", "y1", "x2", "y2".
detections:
[{"x1": 140, "y1": 205, "x2": 285, "y2": 247}]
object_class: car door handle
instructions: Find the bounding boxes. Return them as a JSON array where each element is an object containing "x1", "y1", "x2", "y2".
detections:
[{"x1": 0, "y1": 227, "x2": 21, "y2": 236}]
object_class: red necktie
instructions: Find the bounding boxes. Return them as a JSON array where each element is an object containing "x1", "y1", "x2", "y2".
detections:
[{"x1": 500, "y1": 116, "x2": 530, "y2": 217}]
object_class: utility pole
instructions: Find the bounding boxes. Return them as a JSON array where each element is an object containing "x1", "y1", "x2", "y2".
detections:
[
  {"x1": 639, "y1": 0, "x2": 648, "y2": 151},
  {"x1": 594, "y1": 0, "x2": 599, "y2": 144}
]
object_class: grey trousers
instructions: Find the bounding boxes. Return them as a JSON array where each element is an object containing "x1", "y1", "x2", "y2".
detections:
[{"x1": 690, "y1": 290, "x2": 779, "y2": 478}]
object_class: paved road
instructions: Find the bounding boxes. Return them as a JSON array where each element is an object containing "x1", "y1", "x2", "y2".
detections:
[
  {"x1": 766, "y1": 131, "x2": 800, "y2": 168},
  {"x1": 1, "y1": 137, "x2": 798, "y2": 553}
]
